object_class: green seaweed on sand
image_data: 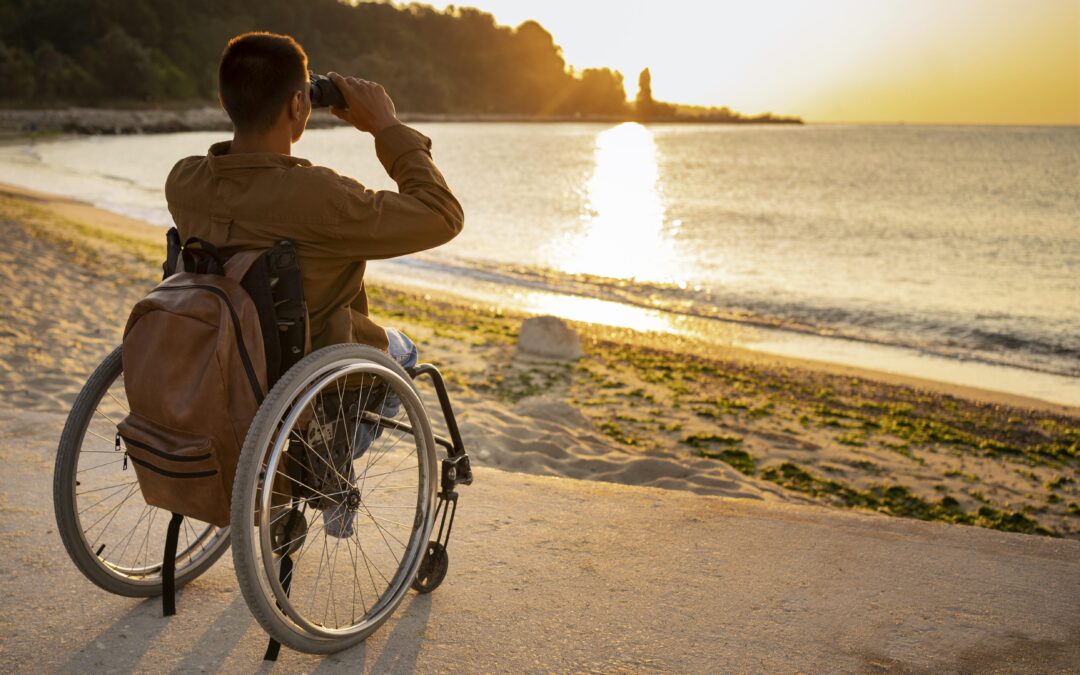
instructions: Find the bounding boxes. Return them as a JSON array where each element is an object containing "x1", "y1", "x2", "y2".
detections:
[
  {"x1": 836, "y1": 432, "x2": 866, "y2": 447},
  {"x1": 681, "y1": 434, "x2": 755, "y2": 474},
  {"x1": 944, "y1": 469, "x2": 979, "y2": 484},
  {"x1": 599, "y1": 420, "x2": 641, "y2": 446},
  {"x1": 690, "y1": 394, "x2": 774, "y2": 421},
  {"x1": 761, "y1": 462, "x2": 1055, "y2": 536},
  {"x1": 682, "y1": 433, "x2": 743, "y2": 448},
  {"x1": 847, "y1": 459, "x2": 885, "y2": 474},
  {"x1": 1045, "y1": 475, "x2": 1075, "y2": 491},
  {"x1": 704, "y1": 448, "x2": 756, "y2": 475},
  {"x1": 616, "y1": 387, "x2": 655, "y2": 402}
]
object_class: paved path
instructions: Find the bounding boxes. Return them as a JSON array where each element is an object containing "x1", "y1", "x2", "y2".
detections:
[{"x1": 2, "y1": 408, "x2": 1078, "y2": 673}]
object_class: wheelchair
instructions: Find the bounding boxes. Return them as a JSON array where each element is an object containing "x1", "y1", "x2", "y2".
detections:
[{"x1": 53, "y1": 336, "x2": 473, "y2": 656}]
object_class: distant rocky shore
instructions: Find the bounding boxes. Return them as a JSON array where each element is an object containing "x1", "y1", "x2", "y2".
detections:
[
  {"x1": 0, "y1": 106, "x2": 801, "y2": 136},
  {"x1": 0, "y1": 107, "x2": 343, "y2": 135}
]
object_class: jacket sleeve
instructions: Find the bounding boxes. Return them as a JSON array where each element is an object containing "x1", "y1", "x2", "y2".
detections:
[{"x1": 330, "y1": 124, "x2": 464, "y2": 260}]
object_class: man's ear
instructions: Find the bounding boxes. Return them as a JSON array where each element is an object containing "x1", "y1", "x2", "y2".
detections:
[{"x1": 289, "y1": 90, "x2": 303, "y2": 120}]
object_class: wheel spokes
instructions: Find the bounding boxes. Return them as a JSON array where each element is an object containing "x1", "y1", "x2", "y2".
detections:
[
  {"x1": 256, "y1": 362, "x2": 428, "y2": 635},
  {"x1": 68, "y1": 356, "x2": 224, "y2": 582}
]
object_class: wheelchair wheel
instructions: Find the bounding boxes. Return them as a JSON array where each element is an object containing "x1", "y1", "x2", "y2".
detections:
[
  {"x1": 231, "y1": 344, "x2": 438, "y2": 654},
  {"x1": 53, "y1": 346, "x2": 230, "y2": 597}
]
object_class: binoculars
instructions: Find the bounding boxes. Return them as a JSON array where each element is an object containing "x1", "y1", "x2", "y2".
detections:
[{"x1": 309, "y1": 71, "x2": 346, "y2": 109}]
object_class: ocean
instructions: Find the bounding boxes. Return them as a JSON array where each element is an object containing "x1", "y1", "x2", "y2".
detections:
[{"x1": 1, "y1": 122, "x2": 1077, "y2": 404}]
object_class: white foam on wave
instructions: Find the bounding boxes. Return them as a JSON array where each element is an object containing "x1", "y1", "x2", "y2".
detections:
[{"x1": 368, "y1": 260, "x2": 1080, "y2": 407}]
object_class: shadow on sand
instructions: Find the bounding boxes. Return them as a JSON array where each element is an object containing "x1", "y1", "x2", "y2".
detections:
[
  {"x1": 173, "y1": 593, "x2": 254, "y2": 672},
  {"x1": 56, "y1": 581, "x2": 434, "y2": 671},
  {"x1": 58, "y1": 595, "x2": 174, "y2": 673},
  {"x1": 310, "y1": 593, "x2": 434, "y2": 673}
]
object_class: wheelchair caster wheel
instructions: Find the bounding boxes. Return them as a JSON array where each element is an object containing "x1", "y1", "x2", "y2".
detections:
[{"x1": 411, "y1": 541, "x2": 448, "y2": 594}]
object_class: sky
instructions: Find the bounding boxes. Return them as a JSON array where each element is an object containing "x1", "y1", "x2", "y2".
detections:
[{"x1": 429, "y1": 0, "x2": 1080, "y2": 124}]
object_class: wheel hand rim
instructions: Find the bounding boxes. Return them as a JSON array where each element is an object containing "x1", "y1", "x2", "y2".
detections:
[{"x1": 254, "y1": 360, "x2": 435, "y2": 639}]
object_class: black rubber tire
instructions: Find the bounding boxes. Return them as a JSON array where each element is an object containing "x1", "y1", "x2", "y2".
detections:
[
  {"x1": 53, "y1": 346, "x2": 230, "y2": 597},
  {"x1": 231, "y1": 343, "x2": 437, "y2": 654},
  {"x1": 410, "y1": 541, "x2": 449, "y2": 594}
]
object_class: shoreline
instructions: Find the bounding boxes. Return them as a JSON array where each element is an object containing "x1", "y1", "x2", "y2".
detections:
[
  {"x1": 366, "y1": 256, "x2": 1080, "y2": 409},
  {"x1": 0, "y1": 107, "x2": 800, "y2": 136},
  {"x1": 371, "y1": 271, "x2": 1080, "y2": 418},
  {"x1": 2, "y1": 179, "x2": 1074, "y2": 417},
  {"x1": 2, "y1": 109, "x2": 1073, "y2": 139},
  {"x1": 1, "y1": 181, "x2": 1077, "y2": 538},
  {"x1": 0, "y1": 155, "x2": 1074, "y2": 410}
]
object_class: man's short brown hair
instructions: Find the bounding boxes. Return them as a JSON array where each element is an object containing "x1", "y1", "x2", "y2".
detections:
[{"x1": 218, "y1": 32, "x2": 308, "y2": 133}]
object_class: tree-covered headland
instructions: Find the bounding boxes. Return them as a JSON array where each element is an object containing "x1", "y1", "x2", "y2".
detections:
[{"x1": 0, "y1": 0, "x2": 800, "y2": 123}]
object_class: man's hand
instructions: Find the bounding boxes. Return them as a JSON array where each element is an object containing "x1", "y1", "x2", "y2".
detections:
[{"x1": 328, "y1": 72, "x2": 401, "y2": 135}]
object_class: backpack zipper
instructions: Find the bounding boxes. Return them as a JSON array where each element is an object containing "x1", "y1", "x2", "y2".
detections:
[
  {"x1": 151, "y1": 283, "x2": 265, "y2": 404},
  {"x1": 129, "y1": 454, "x2": 218, "y2": 479},
  {"x1": 121, "y1": 435, "x2": 212, "y2": 462}
]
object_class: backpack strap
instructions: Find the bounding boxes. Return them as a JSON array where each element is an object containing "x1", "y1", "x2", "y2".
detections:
[
  {"x1": 224, "y1": 249, "x2": 267, "y2": 283},
  {"x1": 161, "y1": 512, "x2": 184, "y2": 616},
  {"x1": 182, "y1": 237, "x2": 227, "y2": 275},
  {"x1": 266, "y1": 241, "x2": 309, "y2": 374},
  {"x1": 163, "y1": 228, "x2": 182, "y2": 279}
]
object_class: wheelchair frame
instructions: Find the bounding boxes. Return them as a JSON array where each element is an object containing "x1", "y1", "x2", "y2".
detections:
[{"x1": 54, "y1": 344, "x2": 474, "y2": 659}]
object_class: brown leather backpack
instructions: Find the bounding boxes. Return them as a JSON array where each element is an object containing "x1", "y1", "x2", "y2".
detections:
[{"x1": 118, "y1": 233, "x2": 307, "y2": 526}]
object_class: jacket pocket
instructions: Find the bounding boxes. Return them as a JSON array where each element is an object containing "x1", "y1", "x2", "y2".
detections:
[{"x1": 117, "y1": 414, "x2": 230, "y2": 526}]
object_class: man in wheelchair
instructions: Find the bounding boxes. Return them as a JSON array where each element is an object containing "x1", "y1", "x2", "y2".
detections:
[
  {"x1": 165, "y1": 32, "x2": 461, "y2": 537},
  {"x1": 54, "y1": 32, "x2": 470, "y2": 657}
]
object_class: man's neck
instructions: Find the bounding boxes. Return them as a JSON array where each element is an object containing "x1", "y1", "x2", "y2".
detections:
[{"x1": 228, "y1": 131, "x2": 291, "y2": 156}]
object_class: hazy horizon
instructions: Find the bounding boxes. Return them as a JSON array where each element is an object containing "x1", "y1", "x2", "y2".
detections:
[{"x1": 429, "y1": 0, "x2": 1080, "y2": 126}]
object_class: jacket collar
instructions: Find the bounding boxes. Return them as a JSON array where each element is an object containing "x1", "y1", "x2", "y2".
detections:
[{"x1": 206, "y1": 140, "x2": 313, "y2": 173}]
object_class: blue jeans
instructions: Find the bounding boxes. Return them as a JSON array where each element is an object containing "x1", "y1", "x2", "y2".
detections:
[
  {"x1": 351, "y1": 327, "x2": 418, "y2": 458},
  {"x1": 326, "y1": 328, "x2": 417, "y2": 538}
]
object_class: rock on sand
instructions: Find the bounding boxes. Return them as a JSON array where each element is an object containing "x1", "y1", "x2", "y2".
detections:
[{"x1": 516, "y1": 315, "x2": 583, "y2": 360}]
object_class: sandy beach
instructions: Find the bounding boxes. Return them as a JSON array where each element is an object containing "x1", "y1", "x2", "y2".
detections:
[
  {"x1": 1, "y1": 181, "x2": 1080, "y2": 670},
  {"x1": 1, "y1": 182, "x2": 1077, "y2": 538}
]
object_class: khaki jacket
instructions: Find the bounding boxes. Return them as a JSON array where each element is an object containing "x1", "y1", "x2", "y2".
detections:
[{"x1": 164, "y1": 123, "x2": 464, "y2": 352}]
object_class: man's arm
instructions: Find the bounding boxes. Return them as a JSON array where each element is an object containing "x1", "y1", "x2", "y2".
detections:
[{"x1": 326, "y1": 74, "x2": 464, "y2": 259}]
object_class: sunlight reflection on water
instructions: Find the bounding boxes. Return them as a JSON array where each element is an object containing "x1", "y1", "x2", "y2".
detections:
[
  {"x1": 513, "y1": 291, "x2": 682, "y2": 334},
  {"x1": 559, "y1": 123, "x2": 684, "y2": 284}
]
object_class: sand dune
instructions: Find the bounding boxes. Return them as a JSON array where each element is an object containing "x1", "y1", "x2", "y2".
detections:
[{"x1": 447, "y1": 393, "x2": 795, "y2": 501}]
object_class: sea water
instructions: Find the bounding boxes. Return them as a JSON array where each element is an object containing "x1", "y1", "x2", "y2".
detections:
[{"x1": 1, "y1": 123, "x2": 1077, "y2": 403}]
